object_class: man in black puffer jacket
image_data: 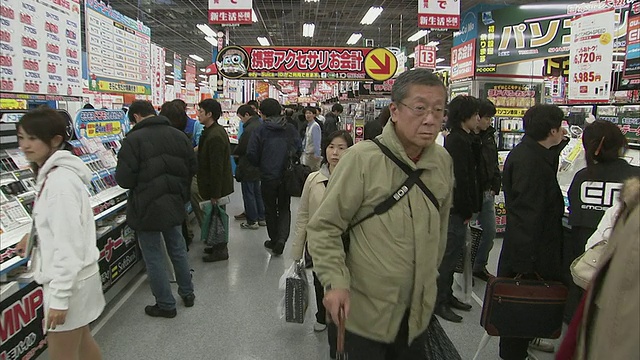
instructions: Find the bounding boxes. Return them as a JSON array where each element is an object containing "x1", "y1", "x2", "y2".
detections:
[{"x1": 116, "y1": 100, "x2": 197, "y2": 319}]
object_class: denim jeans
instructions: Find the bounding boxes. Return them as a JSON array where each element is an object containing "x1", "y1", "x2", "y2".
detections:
[
  {"x1": 473, "y1": 191, "x2": 497, "y2": 271},
  {"x1": 436, "y1": 213, "x2": 468, "y2": 306},
  {"x1": 137, "y1": 225, "x2": 194, "y2": 310},
  {"x1": 241, "y1": 180, "x2": 265, "y2": 224}
]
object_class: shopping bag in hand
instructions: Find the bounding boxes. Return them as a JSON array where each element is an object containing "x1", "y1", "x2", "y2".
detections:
[
  {"x1": 281, "y1": 261, "x2": 309, "y2": 323},
  {"x1": 411, "y1": 315, "x2": 462, "y2": 359},
  {"x1": 201, "y1": 203, "x2": 229, "y2": 246}
]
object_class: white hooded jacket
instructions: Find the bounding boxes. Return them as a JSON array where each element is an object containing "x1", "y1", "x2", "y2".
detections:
[{"x1": 32, "y1": 150, "x2": 100, "y2": 310}]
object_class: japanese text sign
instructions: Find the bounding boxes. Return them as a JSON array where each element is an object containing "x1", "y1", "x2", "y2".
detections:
[
  {"x1": 568, "y1": 9, "x2": 615, "y2": 103},
  {"x1": 624, "y1": 0, "x2": 640, "y2": 79},
  {"x1": 415, "y1": 45, "x2": 436, "y2": 69},
  {"x1": 451, "y1": 39, "x2": 475, "y2": 81},
  {"x1": 418, "y1": 0, "x2": 460, "y2": 29},
  {"x1": 0, "y1": 282, "x2": 46, "y2": 360},
  {"x1": 208, "y1": 0, "x2": 252, "y2": 25},
  {"x1": 216, "y1": 46, "x2": 397, "y2": 81}
]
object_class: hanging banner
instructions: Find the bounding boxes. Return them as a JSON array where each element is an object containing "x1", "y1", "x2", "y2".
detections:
[
  {"x1": 85, "y1": 0, "x2": 151, "y2": 95},
  {"x1": 185, "y1": 59, "x2": 197, "y2": 104},
  {"x1": 150, "y1": 44, "x2": 165, "y2": 106},
  {"x1": 216, "y1": 46, "x2": 397, "y2": 82},
  {"x1": 0, "y1": 281, "x2": 47, "y2": 360},
  {"x1": 208, "y1": 0, "x2": 252, "y2": 25},
  {"x1": 0, "y1": 0, "x2": 82, "y2": 95},
  {"x1": 624, "y1": 1, "x2": 640, "y2": 79},
  {"x1": 74, "y1": 109, "x2": 129, "y2": 138},
  {"x1": 418, "y1": 0, "x2": 460, "y2": 30},
  {"x1": 414, "y1": 45, "x2": 436, "y2": 69},
  {"x1": 476, "y1": 2, "x2": 629, "y2": 73},
  {"x1": 451, "y1": 39, "x2": 475, "y2": 81},
  {"x1": 173, "y1": 53, "x2": 182, "y2": 98},
  {"x1": 568, "y1": 9, "x2": 615, "y2": 103}
]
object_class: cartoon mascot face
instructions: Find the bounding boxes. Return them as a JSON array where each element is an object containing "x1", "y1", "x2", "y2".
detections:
[{"x1": 217, "y1": 49, "x2": 247, "y2": 78}]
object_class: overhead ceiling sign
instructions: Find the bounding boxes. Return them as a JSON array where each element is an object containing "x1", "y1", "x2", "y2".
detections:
[
  {"x1": 215, "y1": 46, "x2": 397, "y2": 81},
  {"x1": 414, "y1": 45, "x2": 437, "y2": 69},
  {"x1": 208, "y1": 0, "x2": 252, "y2": 25},
  {"x1": 451, "y1": 39, "x2": 475, "y2": 81},
  {"x1": 418, "y1": 0, "x2": 460, "y2": 30}
]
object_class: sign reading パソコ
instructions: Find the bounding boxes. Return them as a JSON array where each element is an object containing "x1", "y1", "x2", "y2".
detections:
[{"x1": 216, "y1": 46, "x2": 397, "y2": 81}]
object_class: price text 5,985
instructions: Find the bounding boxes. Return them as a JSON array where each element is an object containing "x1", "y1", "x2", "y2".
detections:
[{"x1": 573, "y1": 71, "x2": 601, "y2": 83}]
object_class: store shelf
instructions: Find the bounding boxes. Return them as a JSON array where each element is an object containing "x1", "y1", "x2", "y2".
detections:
[
  {"x1": 0, "y1": 256, "x2": 28, "y2": 274},
  {"x1": 95, "y1": 200, "x2": 127, "y2": 221},
  {"x1": 1, "y1": 222, "x2": 31, "y2": 249},
  {"x1": 90, "y1": 186, "x2": 128, "y2": 208}
]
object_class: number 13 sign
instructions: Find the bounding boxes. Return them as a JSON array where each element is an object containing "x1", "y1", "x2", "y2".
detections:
[{"x1": 415, "y1": 45, "x2": 436, "y2": 69}]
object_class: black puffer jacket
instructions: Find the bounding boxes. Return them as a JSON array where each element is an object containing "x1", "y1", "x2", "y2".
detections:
[
  {"x1": 116, "y1": 115, "x2": 197, "y2": 231},
  {"x1": 444, "y1": 127, "x2": 482, "y2": 219},
  {"x1": 233, "y1": 116, "x2": 262, "y2": 182}
]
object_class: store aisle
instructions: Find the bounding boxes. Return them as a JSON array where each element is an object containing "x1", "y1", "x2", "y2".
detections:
[{"x1": 40, "y1": 184, "x2": 558, "y2": 360}]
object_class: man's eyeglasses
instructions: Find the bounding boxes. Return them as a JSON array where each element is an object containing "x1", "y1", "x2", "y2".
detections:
[{"x1": 398, "y1": 101, "x2": 445, "y2": 117}]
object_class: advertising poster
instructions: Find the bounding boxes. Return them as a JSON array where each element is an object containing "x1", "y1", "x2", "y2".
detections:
[
  {"x1": 150, "y1": 43, "x2": 165, "y2": 106},
  {"x1": 208, "y1": 0, "x2": 252, "y2": 25},
  {"x1": 476, "y1": 2, "x2": 629, "y2": 73},
  {"x1": 0, "y1": 281, "x2": 47, "y2": 360},
  {"x1": 0, "y1": 0, "x2": 82, "y2": 95},
  {"x1": 85, "y1": 0, "x2": 151, "y2": 95},
  {"x1": 97, "y1": 223, "x2": 140, "y2": 293},
  {"x1": 599, "y1": 108, "x2": 640, "y2": 142},
  {"x1": 568, "y1": 9, "x2": 615, "y2": 103},
  {"x1": 414, "y1": 45, "x2": 436, "y2": 69},
  {"x1": 482, "y1": 83, "x2": 540, "y2": 109},
  {"x1": 255, "y1": 81, "x2": 270, "y2": 101},
  {"x1": 450, "y1": 39, "x2": 475, "y2": 81},
  {"x1": 418, "y1": 0, "x2": 460, "y2": 30},
  {"x1": 624, "y1": 1, "x2": 640, "y2": 79},
  {"x1": 216, "y1": 46, "x2": 397, "y2": 82},
  {"x1": 74, "y1": 109, "x2": 129, "y2": 139},
  {"x1": 185, "y1": 59, "x2": 196, "y2": 104},
  {"x1": 173, "y1": 53, "x2": 182, "y2": 94}
]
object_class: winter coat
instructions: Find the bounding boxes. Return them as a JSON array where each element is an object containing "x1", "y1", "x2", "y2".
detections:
[
  {"x1": 197, "y1": 122, "x2": 234, "y2": 200},
  {"x1": 444, "y1": 127, "x2": 482, "y2": 219},
  {"x1": 498, "y1": 135, "x2": 565, "y2": 279},
  {"x1": 364, "y1": 119, "x2": 383, "y2": 140},
  {"x1": 307, "y1": 121, "x2": 454, "y2": 344},
  {"x1": 575, "y1": 177, "x2": 639, "y2": 360},
  {"x1": 116, "y1": 115, "x2": 197, "y2": 231},
  {"x1": 32, "y1": 150, "x2": 101, "y2": 310},
  {"x1": 477, "y1": 126, "x2": 501, "y2": 193},
  {"x1": 233, "y1": 116, "x2": 262, "y2": 182},
  {"x1": 246, "y1": 115, "x2": 301, "y2": 181},
  {"x1": 291, "y1": 165, "x2": 330, "y2": 260},
  {"x1": 324, "y1": 112, "x2": 339, "y2": 136}
]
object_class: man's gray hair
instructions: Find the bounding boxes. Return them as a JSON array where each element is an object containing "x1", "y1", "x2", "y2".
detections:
[{"x1": 391, "y1": 68, "x2": 447, "y2": 103}]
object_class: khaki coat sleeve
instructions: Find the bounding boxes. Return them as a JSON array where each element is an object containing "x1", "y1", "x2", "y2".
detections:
[{"x1": 291, "y1": 173, "x2": 317, "y2": 261}]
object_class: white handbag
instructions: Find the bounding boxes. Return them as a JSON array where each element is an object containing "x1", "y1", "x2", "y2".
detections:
[{"x1": 570, "y1": 240, "x2": 608, "y2": 289}]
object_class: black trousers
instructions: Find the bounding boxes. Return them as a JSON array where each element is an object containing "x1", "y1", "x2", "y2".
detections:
[
  {"x1": 313, "y1": 272, "x2": 326, "y2": 324},
  {"x1": 260, "y1": 179, "x2": 291, "y2": 244},
  {"x1": 436, "y1": 213, "x2": 467, "y2": 306}
]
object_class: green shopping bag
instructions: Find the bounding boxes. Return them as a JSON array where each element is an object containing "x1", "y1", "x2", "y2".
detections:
[{"x1": 200, "y1": 203, "x2": 229, "y2": 245}]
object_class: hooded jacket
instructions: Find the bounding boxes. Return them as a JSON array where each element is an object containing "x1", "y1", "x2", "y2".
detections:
[
  {"x1": 116, "y1": 115, "x2": 197, "y2": 231},
  {"x1": 307, "y1": 122, "x2": 454, "y2": 344},
  {"x1": 32, "y1": 150, "x2": 100, "y2": 310},
  {"x1": 246, "y1": 115, "x2": 301, "y2": 181}
]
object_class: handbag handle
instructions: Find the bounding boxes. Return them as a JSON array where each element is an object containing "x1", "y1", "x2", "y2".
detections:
[
  {"x1": 514, "y1": 272, "x2": 544, "y2": 281},
  {"x1": 336, "y1": 307, "x2": 346, "y2": 356}
]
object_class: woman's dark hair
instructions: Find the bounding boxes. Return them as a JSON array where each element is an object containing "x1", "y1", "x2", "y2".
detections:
[
  {"x1": 321, "y1": 130, "x2": 354, "y2": 164},
  {"x1": 19, "y1": 107, "x2": 69, "y2": 146},
  {"x1": 303, "y1": 106, "x2": 316, "y2": 116},
  {"x1": 582, "y1": 120, "x2": 628, "y2": 168},
  {"x1": 160, "y1": 102, "x2": 187, "y2": 130},
  {"x1": 523, "y1": 104, "x2": 564, "y2": 141},
  {"x1": 448, "y1": 95, "x2": 479, "y2": 128},
  {"x1": 377, "y1": 106, "x2": 391, "y2": 127}
]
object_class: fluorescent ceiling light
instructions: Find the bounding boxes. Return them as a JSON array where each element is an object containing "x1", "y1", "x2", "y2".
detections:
[
  {"x1": 166, "y1": 74, "x2": 174, "y2": 78},
  {"x1": 304, "y1": 0, "x2": 319, "y2": 2},
  {"x1": 347, "y1": 33, "x2": 362, "y2": 45},
  {"x1": 408, "y1": 52, "x2": 415, "y2": 58},
  {"x1": 165, "y1": 62, "x2": 172, "y2": 67},
  {"x1": 426, "y1": 41, "x2": 440, "y2": 47},
  {"x1": 199, "y1": 74, "x2": 207, "y2": 78},
  {"x1": 189, "y1": 54, "x2": 204, "y2": 62},
  {"x1": 361, "y1": 6, "x2": 383, "y2": 25},
  {"x1": 252, "y1": 9, "x2": 258, "y2": 23},
  {"x1": 408, "y1": 30, "x2": 429, "y2": 42},
  {"x1": 612, "y1": 52, "x2": 625, "y2": 57},
  {"x1": 205, "y1": 36, "x2": 217, "y2": 46},
  {"x1": 436, "y1": 58, "x2": 445, "y2": 63},
  {"x1": 303, "y1": 23, "x2": 315, "y2": 38},
  {"x1": 257, "y1": 37, "x2": 270, "y2": 46},
  {"x1": 197, "y1": 24, "x2": 217, "y2": 38}
]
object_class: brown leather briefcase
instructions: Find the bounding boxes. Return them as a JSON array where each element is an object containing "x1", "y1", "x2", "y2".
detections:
[{"x1": 480, "y1": 275, "x2": 568, "y2": 338}]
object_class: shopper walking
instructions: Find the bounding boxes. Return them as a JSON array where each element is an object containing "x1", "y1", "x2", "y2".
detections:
[
  {"x1": 472, "y1": 99, "x2": 501, "y2": 281},
  {"x1": 436, "y1": 95, "x2": 482, "y2": 323},
  {"x1": 247, "y1": 98, "x2": 301, "y2": 256},
  {"x1": 364, "y1": 105, "x2": 390, "y2": 140},
  {"x1": 291, "y1": 130, "x2": 354, "y2": 335},
  {"x1": 233, "y1": 104, "x2": 266, "y2": 230},
  {"x1": 498, "y1": 104, "x2": 568, "y2": 360},
  {"x1": 196, "y1": 99, "x2": 234, "y2": 262},
  {"x1": 15, "y1": 108, "x2": 105, "y2": 360},
  {"x1": 301, "y1": 106, "x2": 323, "y2": 171},
  {"x1": 324, "y1": 103, "x2": 343, "y2": 136},
  {"x1": 116, "y1": 100, "x2": 196, "y2": 318},
  {"x1": 307, "y1": 69, "x2": 454, "y2": 358}
]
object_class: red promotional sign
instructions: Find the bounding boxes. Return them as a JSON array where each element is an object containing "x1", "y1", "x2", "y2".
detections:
[
  {"x1": 215, "y1": 46, "x2": 397, "y2": 81},
  {"x1": 418, "y1": 0, "x2": 460, "y2": 30},
  {"x1": 415, "y1": 45, "x2": 436, "y2": 69},
  {"x1": 208, "y1": 0, "x2": 252, "y2": 25},
  {"x1": 451, "y1": 39, "x2": 476, "y2": 81}
]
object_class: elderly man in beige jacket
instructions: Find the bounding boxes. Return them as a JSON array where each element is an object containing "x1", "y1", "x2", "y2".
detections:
[{"x1": 307, "y1": 68, "x2": 454, "y2": 359}]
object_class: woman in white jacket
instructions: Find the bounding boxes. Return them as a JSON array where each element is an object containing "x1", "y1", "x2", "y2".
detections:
[
  {"x1": 291, "y1": 130, "x2": 353, "y2": 334},
  {"x1": 16, "y1": 108, "x2": 104, "y2": 360}
]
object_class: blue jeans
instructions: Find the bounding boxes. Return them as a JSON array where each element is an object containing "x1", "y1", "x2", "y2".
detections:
[
  {"x1": 241, "y1": 180, "x2": 265, "y2": 224},
  {"x1": 473, "y1": 191, "x2": 497, "y2": 271},
  {"x1": 137, "y1": 226, "x2": 194, "y2": 310}
]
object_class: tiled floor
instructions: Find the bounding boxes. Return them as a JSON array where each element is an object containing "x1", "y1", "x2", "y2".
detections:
[{"x1": 41, "y1": 183, "x2": 561, "y2": 359}]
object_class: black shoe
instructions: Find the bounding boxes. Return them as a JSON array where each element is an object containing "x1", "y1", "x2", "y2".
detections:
[
  {"x1": 264, "y1": 240, "x2": 276, "y2": 249},
  {"x1": 435, "y1": 304, "x2": 462, "y2": 323},
  {"x1": 234, "y1": 212, "x2": 246, "y2": 220},
  {"x1": 272, "y1": 242, "x2": 285, "y2": 256},
  {"x1": 473, "y1": 268, "x2": 495, "y2": 282},
  {"x1": 144, "y1": 304, "x2": 177, "y2": 318},
  {"x1": 182, "y1": 293, "x2": 195, "y2": 307},
  {"x1": 449, "y1": 297, "x2": 472, "y2": 311},
  {"x1": 203, "y1": 246, "x2": 214, "y2": 254}
]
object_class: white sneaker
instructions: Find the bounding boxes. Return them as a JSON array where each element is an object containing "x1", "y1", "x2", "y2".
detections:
[
  {"x1": 529, "y1": 338, "x2": 554, "y2": 353},
  {"x1": 313, "y1": 322, "x2": 327, "y2": 332}
]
